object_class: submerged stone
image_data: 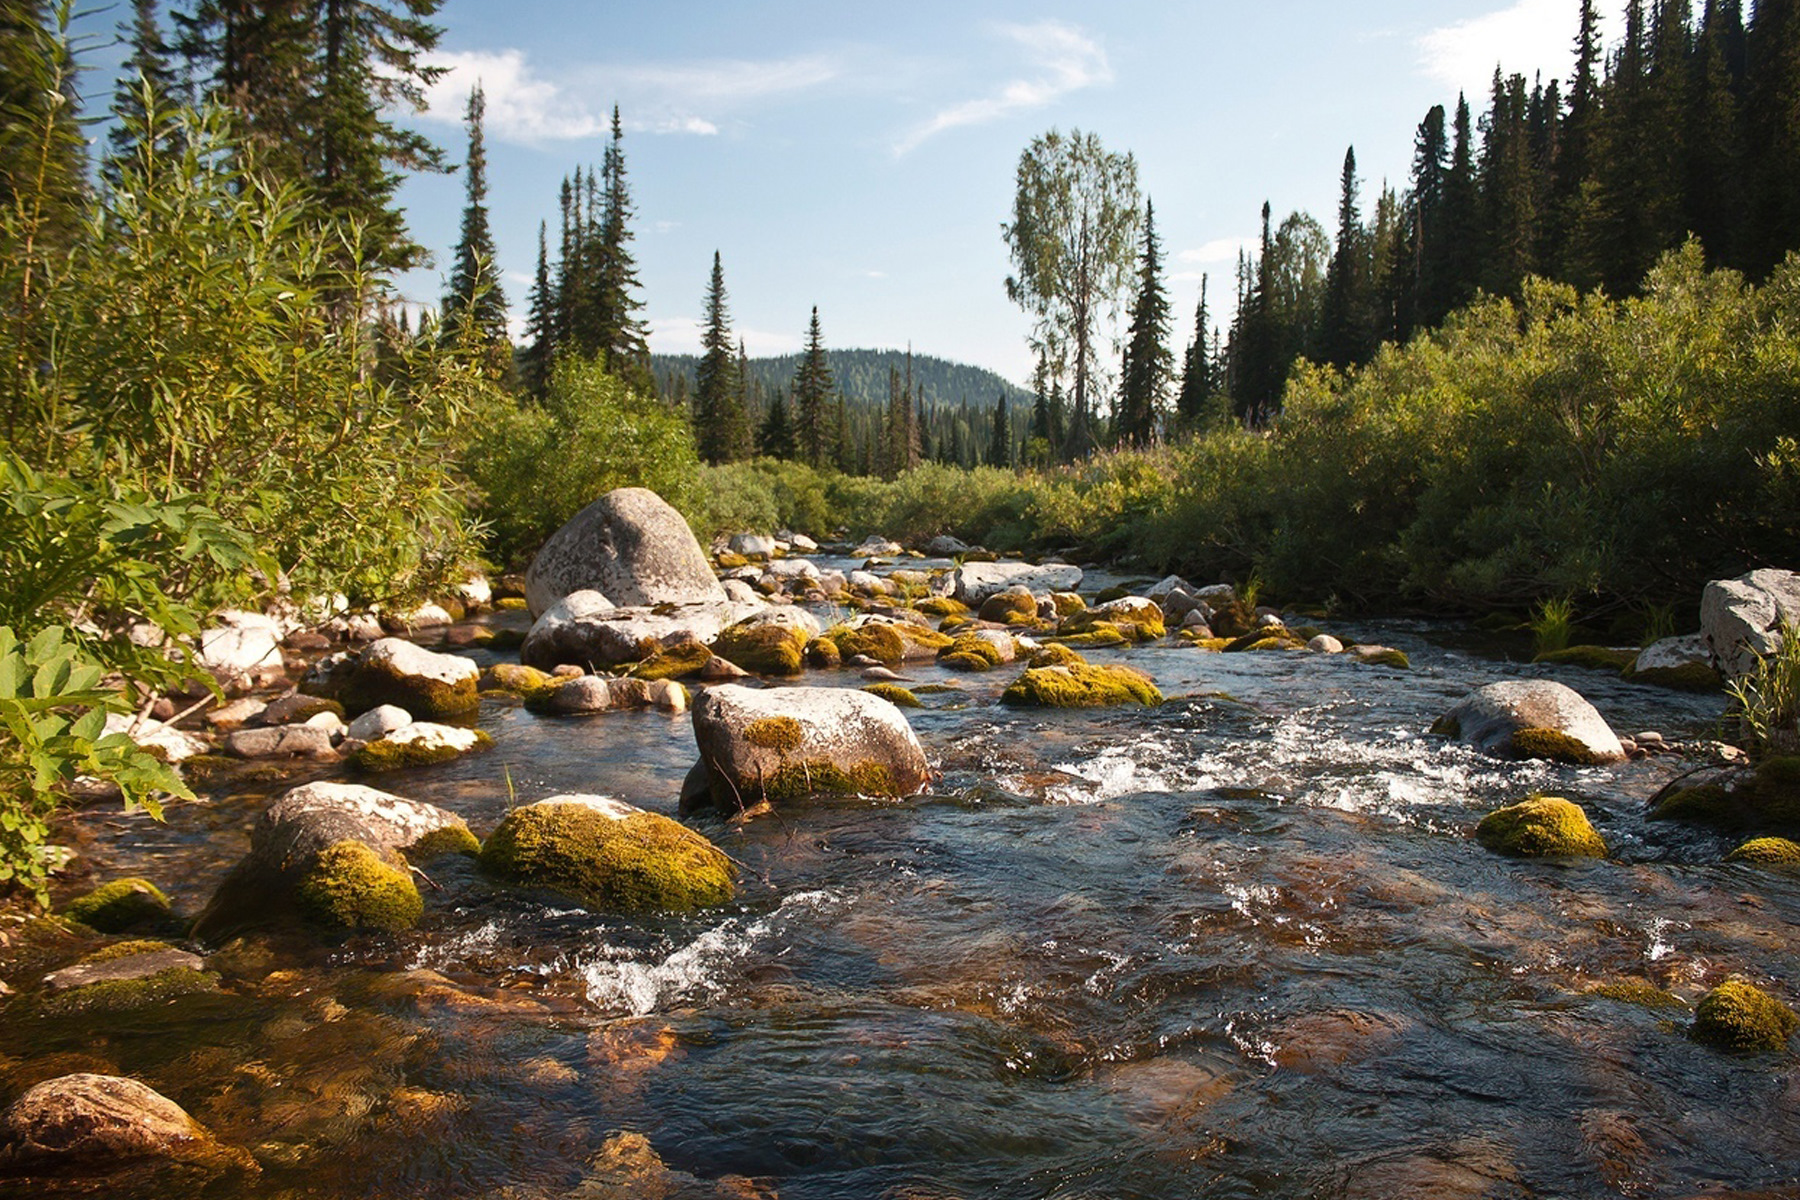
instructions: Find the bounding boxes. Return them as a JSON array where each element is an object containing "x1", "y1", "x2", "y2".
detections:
[{"x1": 1432, "y1": 680, "x2": 1625, "y2": 764}]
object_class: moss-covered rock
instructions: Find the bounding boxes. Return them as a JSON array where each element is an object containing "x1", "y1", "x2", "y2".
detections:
[
  {"x1": 1745, "y1": 756, "x2": 1800, "y2": 824},
  {"x1": 61, "y1": 878, "x2": 171, "y2": 933},
  {"x1": 914, "y1": 596, "x2": 969, "y2": 618},
  {"x1": 862, "y1": 683, "x2": 921, "y2": 707},
  {"x1": 1028, "y1": 643, "x2": 1087, "y2": 668},
  {"x1": 1509, "y1": 726, "x2": 1608, "y2": 765},
  {"x1": 1223, "y1": 628, "x2": 1304, "y2": 653},
  {"x1": 338, "y1": 638, "x2": 479, "y2": 720},
  {"x1": 1001, "y1": 663, "x2": 1162, "y2": 708},
  {"x1": 1206, "y1": 596, "x2": 1258, "y2": 638},
  {"x1": 350, "y1": 726, "x2": 493, "y2": 772},
  {"x1": 828, "y1": 622, "x2": 907, "y2": 666},
  {"x1": 293, "y1": 841, "x2": 423, "y2": 932},
  {"x1": 1586, "y1": 979, "x2": 1687, "y2": 1009},
  {"x1": 1532, "y1": 645, "x2": 1638, "y2": 672},
  {"x1": 38, "y1": 944, "x2": 221, "y2": 1016},
  {"x1": 1058, "y1": 597, "x2": 1165, "y2": 643},
  {"x1": 627, "y1": 639, "x2": 713, "y2": 681},
  {"x1": 977, "y1": 589, "x2": 1039, "y2": 625},
  {"x1": 480, "y1": 662, "x2": 558, "y2": 697},
  {"x1": 481, "y1": 795, "x2": 735, "y2": 912},
  {"x1": 1047, "y1": 623, "x2": 1129, "y2": 649},
  {"x1": 713, "y1": 620, "x2": 810, "y2": 676},
  {"x1": 1348, "y1": 645, "x2": 1411, "y2": 669},
  {"x1": 714, "y1": 551, "x2": 750, "y2": 570},
  {"x1": 1474, "y1": 795, "x2": 1607, "y2": 858},
  {"x1": 803, "y1": 636, "x2": 841, "y2": 668},
  {"x1": 1626, "y1": 661, "x2": 1723, "y2": 692},
  {"x1": 1691, "y1": 978, "x2": 1798, "y2": 1052},
  {"x1": 1727, "y1": 836, "x2": 1800, "y2": 865},
  {"x1": 938, "y1": 633, "x2": 1006, "y2": 672},
  {"x1": 1651, "y1": 782, "x2": 1738, "y2": 825},
  {"x1": 1093, "y1": 586, "x2": 1130, "y2": 604}
]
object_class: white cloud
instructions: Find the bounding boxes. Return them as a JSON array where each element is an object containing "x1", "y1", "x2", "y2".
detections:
[
  {"x1": 646, "y1": 317, "x2": 802, "y2": 357},
  {"x1": 1416, "y1": 0, "x2": 1626, "y2": 100},
  {"x1": 420, "y1": 49, "x2": 838, "y2": 145},
  {"x1": 894, "y1": 20, "x2": 1111, "y2": 156},
  {"x1": 1178, "y1": 237, "x2": 1253, "y2": 266},
  {"x1": 862, "y1": 269, "x2": 888, "y2": 280}
]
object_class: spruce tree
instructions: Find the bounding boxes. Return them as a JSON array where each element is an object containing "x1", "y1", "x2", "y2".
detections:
[
  {"x1": 1175, "y1": 278, "x2": 1214, "y2": 429},
  {"x1": 1745, "y1": 0, "x2": 1800, "y2": 275},
  {"x1": 1478, "y1": 71, "x2": 1540, "y2": 297},
  {"x1": 1116, "y1": 198, "x2": 1173, "y2": 445},
  {"x1": 694, "y1": 252, "x2": 746, "y2": 464},
  {"x1": 791, "y1": 306, "x2": 834, "y2": 465},
  {"x1": 520, "y1": 222, "x2": 554, "y2": 397},
  {"x1": 442, "y1": 82, "x2": 508, "y2": 369},
  {"x1": 1318, "y1": 147, "x2": 1370, "y2": 367},
  {"x1": 1438, "y1": 95, "x2": 1479, "y2": 318},
  {"x1": 1689, "y1": 0, "x2": 1746, "y2": 266},
  {"x1": 1232, "y1": 202, "x2": 1281, "y2": 426},
  {"x1": 107, "y1": 0, "x2": 179, "y2": 177},
  {"x1": 758, "y1": 389, "x2": 796, "y2": 459},
  {"x1": 987, "y1": 392, "x2": 1012, "y2": 466},
  {"x1": 1403, "y1": 104, "x2": 1448, "y2": 334},
  {"x1": 595, "y1": 106, "x2": 651, "y2": 389}
]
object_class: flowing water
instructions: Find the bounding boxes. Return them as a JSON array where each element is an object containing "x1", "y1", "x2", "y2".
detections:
[{"x1": 5, "y1": 565, "x2": 1796, "y2": 1199}]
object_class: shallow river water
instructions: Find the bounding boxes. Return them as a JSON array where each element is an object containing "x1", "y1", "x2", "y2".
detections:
[{"x1": 6, "y1": 565, "x2": 1796, "y2": 1199}]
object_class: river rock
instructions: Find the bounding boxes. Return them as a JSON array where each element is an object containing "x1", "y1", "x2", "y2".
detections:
[
  {"x1": 684, "y1": 683, "x2": 931, "y2": 813},
  {"x1": 102, "y1": 713, "x2": 209, "y2": 763},
  {"x1": 525, "y1": 486, "x2": 725, "y2": 618},
  {"x1": 1702, "y1": 568, "x2": 1800, "y2": 677},
  {"x1": 764, "y1": 557, "x2": 820, "y2": 582},
  {"x1": 848, "y1": 569, "x2": 893, "y2": 595},
  {"x1": 925, "y1": 534, "x2": 970, "y2": 556},
  {"x1": 194, "y1": 611, "x2": 286, "y2": 694},
  {"x1": 728, "y1": 532, "x2": 777, "y2": 559},
  {"x1": 1432, "y1": 680, "x2": 1626, "y2": 764},
  {"x1": 222, "y1": 723, "x2": 338, "y2": 760},
  {"x1": 350, "y1": 721, "x2": 490, "y2": 771},
  {"x1": 0, "y1": 1073, "x2": 224, "y2": 1166},
  {"x1": 712, "y1": 607, "x2": 821, "y2": 675},
  {"x1": 952, "y1": 561, "x2": 1084, "y2": 605},
  {"x1": 720, "y1": 578, "x2": 761, "y2": 605},
  {"x1": 1308, "y1": 634, "x2": 1345, "y2": 653},
  {"x1": 455, "y1": 574, "x2": 493, "y2": 610},
  {"x1": 1627, "y1": 633, "x2": 1721, "y2": 690},
  {"x1": 853, "y1": 536, "x2": 903, "y2": 557},
  {"x1": 250, "y1": 782, "x2": 472, "y2": 875},
  {"x1": 519, "y1": 591, "x2": 761, "y2": 672},
  {"x1": 321, "y1": 638, "x2": 479, "y2": 720},
  {"x1": 784, "y1": 531, "x2": 819, "y2": 552},
  {"x1": 346, "y1": 704, "x2": 412, "y2": 741},
  {"x1": 480, "y1": 794, "x2": 735, "y2": 912},
  {"x1": 42, "y1": 948, "x2": 205, "y2": 995},
  {"x1": 531, "y1": 674, "x2": 654, "y2": 715}
]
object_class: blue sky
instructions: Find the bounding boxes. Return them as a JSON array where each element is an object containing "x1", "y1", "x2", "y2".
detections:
[{"x1": 80, "y1": 1, "x2": 1626, "y2": 387}]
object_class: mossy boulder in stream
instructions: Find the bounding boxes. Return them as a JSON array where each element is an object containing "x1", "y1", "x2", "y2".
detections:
[
  {"x1": 1727, "y1": 836, "x2": 1800, "y2": 865},
  {"x1": 862, "y1": 683, "x2": 922, "y2": 707},
  {"x1": 1001, "y1": 663, "x2": 1163, "y2": 708},
  {"x1": 350, "y1": 723, "x2": 492, "y2": 772},
  {"x1": 1691, "y1": 978, "x2": 1798, "y2": 1052},
  {"x1": 711, "y1": 609, "x2": 820, "y2": 675},
  {"x1": 826, "y1": 616, "x2": 953, "y2": 667},
  {"x1": 294, "y1": 842, "x2": 423, "y2": 931},
  {"x1": 626, "y1": 637, "x2": 713, "y2": 681},
  {"x1": 1474, "y1": 795, "x2": 1607, "y2": 858},
  {"x1": 60, "y1": 878, "x2": 171, "y2": 933},
  {"x1": 938, "y1": 630, "x2": 1015, "y2": 671},
  {"x1": 38, "y1": 943, "x2": 219, "y2": 1015},
  {"x1": 481, "y1": 795, "x2": 735, "y2": 912},
  {"x1": 325, "y1": 637, "x2": 480, "y2": 720},
  {"x1": 685, "y1": 683, "x2": 931, "y2": 813},
  {"x1": 1431, "y1": 680, "x2": 1625, "y2": 764},
  {"x1": 1057, "y1": 596, "x2": 1165, "y2": 642}
]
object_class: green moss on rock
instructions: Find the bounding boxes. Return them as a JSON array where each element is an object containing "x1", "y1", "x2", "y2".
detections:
[
  {"x1": 343, "y1": 659, "x2": 478, "y2": 722},
  {"x1": 82, "y1": 938, "x2": 176, "y2": 964},
  {"x1": 351, "y1": 730, "x2": 493, "y2": 773},
  {"x1": 628, "y1": 639, "x2": 713, "y2": 681},
  {"x1": 1001, "y1": 663, "x2": 1163, "y2": 708},
  {"x1": 759, "y1": 759, "x2": 901, "y2": 805},
  {"x1": 1223, "y1": 630, "x2": 1303, "y2": 653},
  {"x1": 804, "y1": 637, "x2": 841, "y2": 668},
  {"x1": 1094, "y1": 586, "x2": 1130, "y2": 604},
  {"x1": 1474, "y1": 795, "x2": 1607, "y2": 858},
  {"x1": 405, "y1": 824, "x2": 482, "y2": 862},
  {"x1": 39, "y1": 966, "x2": 220, "y2": 1016},
  {"x1": 1692, "y1": 979, "x2": 1798, "y2": 1052},
  {"x1": 828, "y1": 623, "x2": 907, "y2": 667},
  {"x1": 1028, "y1": 643, "x2": 1088, "y2": 668},
  {"x1": 1625, "y1": 661, "x2": 1723, "y2": 692},
  {"x1": 61, "y1": 878, "x2": 171, "y2": 933},
  {"x1": 294, "y1": 841, "x2": 423, "y2": 932},
  {"x1": 1047, "y1": 624, "x2": 1128, "y2": 649},
  {"x1": 715, "y1": 551, "x2": 750, "y2": 569},
  {"x1": 977, "y1": 591, "x2": 1039, "y2": 624},
  {"x1": 482, "y1": 662, "x2": 557, "y2": 695},
  {"x1": 1509, "y1": 726, "x2": 1605, "y2": 766},
  {"x1": 1353, "y1": 647, "x2": 1411, "y2": 669},
  {"x1": 480, "y1": 803, "x2": 735, "y2": 912},
  {"x1": 1587, "y1": 980, "x2": 1687, "y2": 1009},
  {"x1": 1649, "y1": 782, "x2": 1739, "y2": 825},
  {"x1": 915, "y1": 597, "x2": 968, "y2": 617},
  {"x1": 1746, "y1": 757, "x2": 1800, "y2": 825},
  {"x1": 713, "y1": 622, "x2": 809, "y2": 675},
  {"x1": 1727, "y1": 836, "x2": 1800, "y2": 865},
  {"x1": 938, "y1": 634, "x2": 1004, "y2": 672},
  {"x1": 861, "y1": 683, "x2": 922, "y2": 707},
  {"x1": 1533, "y1": 645, "x2": 1638, "y2": 672},
  {"x1": 745, "y1": 716, "x2": 805, "y2": 752}
]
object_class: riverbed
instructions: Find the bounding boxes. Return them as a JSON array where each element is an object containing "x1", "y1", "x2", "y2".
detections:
[{"x1": 6, "y1": 568, "x2": 1792, "y2": 1199}]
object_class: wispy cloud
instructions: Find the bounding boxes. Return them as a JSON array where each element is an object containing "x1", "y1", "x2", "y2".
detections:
[
  {"x1": 647, "y1": 317, "x2": 802, "y2": 357},
  {"x1": 1178, "y1": 238, "x2": 1252, "y2": 266},
  {"x1": 420, "y1": 49, "x2": 840, "y2": 144},
  {"x1": 893, "y1": 21, "x2": 1111, "y2": 156},
  {"x1": 1416, "y1": 0, "x2": 1626, "y2": 100}
]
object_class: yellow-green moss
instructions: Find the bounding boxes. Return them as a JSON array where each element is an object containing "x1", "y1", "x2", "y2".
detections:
[
  {"x1": 1353, "y1": 647, "x2": 1412, "y2": 669},
  {"x1": 1625, "y1": 661, "x2": 1722, "y2": 692},
  {"x1": 713, "y1": 622, "x2": 809, "y2": 675},
  {"x1": 1509, "y1": 727, "x2": 1605, "y2": 766},
  {"x1": 1533, "y1": 645, "x2": 1638, "y2": 672},
  {"x1": 1430, "y1": 714, "x2": 1462, "y2": 739},
  {"x1": 758, "y1": 759, "x2": 902, "y2": 805},
  {"x1": 745, "y1": 716, "x2": 805, "y2": 752},
  {"x1": 899, "y1": 625, "x2": 955, "y2": 654},
  {"x1": 862, "y1": 683, "x2": 922, "y2": 707},
  {"x1": 61, "y1": 878, "x2": 171, "y2": 933},
  {"x1": 828, "y1": 623, "x2": 907, "y2": 667},
  {"x1": 915, "y1": 597, "x2": 969, "y2": 617},
  {"x1": 39, "y1": 966, "x2": 220, "y2": 1016},
  {"x1": 1047, "y1": 624, "x2": 1128, "y2": 649},
  {"x1": 1181, "y1": 635, "x2": 1232, "y2": 651},
  {"x1": 1094, "y1": 586, "x2": 1130, "y2": 604},
  {"x1": 939, "y1": 614, "x2": 975, "y2": 634},
  {"x1": 497, "y1": 597, "x2": 529, "y2": 611},
  {"x1": 81, "y1": 938, "x2": 176, "y2": 964},
  {"x1": 804, "y1": 637, "x2": 841, "y2": 668},
  {"x1": 1028, "y1": 643, "x2": 1088, "y2": 668},
  {"x1": 1223, "y1": 630, "x2": 1303, "y2": 653},
  {"x1": 627, "y1": 639, "x2": 713, "y2": 681},
  {"x1": 294, "y1": 841, "x2": 423, "y2": 932},
  {"x1": 938, "y1": 634, "x2": 1004, "y2": 672},
  {"x1": 977, "y1": 591, "x2": 1038, "y2": 623},
  {"x1": 1001, "y1": 663, "x2": 1163, "y2": 708},
  {"x1": 480, "y1": 806, "x2": 735, "y2": 912},
  {"x1": 404, "y1": 824, "x2": 482, "y2": 862},
  {"x1": 351, "y1": 730, "x2": 493, "y2": 773},
  {"x1": 1649, "y1": 783, "x2": 1738, "y2": 825},
  {"x1": 486, "y1": 628, "x2": 527, "y2": 652},
  {"x1": 1727, "y1": 836, "x2": 1800, "y2": 866},
  {"x1": 342, "y1": 658, "x2": 478, "y2": 721},
  {"x1": 1059, "y1": 605, "x2": 1165, "y2": 643},
  {"x1": 1587, "y1": 980, "x2": 1687, "y2": 1010},
  {"x1": 715, "y1": 551, "x2": 750, "y2": 569},
  {"x1": 1691, "y1": 979, "x2": 1798, "y2": 1052},
  {"x1": 913, "y1": 683, "x2": 963, "y2": 695},
  {"x1": 276, "y1": 697, "x2": 347, "y2": 723},
  {"x1": 1474, "y1": 795, "x2": 1607, "y2": 858},
  {"x1": 482, "y1": 662, "x2": 557, "y2": 696}
]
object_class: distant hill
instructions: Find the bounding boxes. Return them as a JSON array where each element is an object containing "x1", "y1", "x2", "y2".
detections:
[{"x1": 650, "y1": 348, "x2": 1031, "y2": 414}]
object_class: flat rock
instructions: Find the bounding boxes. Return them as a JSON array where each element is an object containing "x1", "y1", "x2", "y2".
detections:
[
  {"x1": 222, "y1": 723, "x2": 337, "y2": 760},
  {"x1": 43, "y1": 949, "x2": 205, "y2": 995},
  {"x1": 346, "y1": 704, "x2": 412, "y2": 741},
  {"x1": 952, "y1": 561, "x2": 1084, "y2": 605},
  {"x1": 519, "y1": 593, "x2": 761, "y2": 671},
  {"x1": 525, "y1": 486, "x2": 725, "y2": 617},
  {"x1": 248, "y1": 782, "x2": 471, "y2": 876}
]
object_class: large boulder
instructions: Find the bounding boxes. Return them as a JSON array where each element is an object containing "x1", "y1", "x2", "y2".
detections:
[
  {"x1": 0, "y1": 1074, "x2": 247, "y2": 1172},
  {"x1": 1431, "y1": 680, "x2": 1626, "y2": 765},
  {"x1": 685, "y1": 684, "x2": 930, "y2": 813},
  {"x1": 525, "y1": 487, "x2": 725, "y2": 618},
  {"x1": 727, "y1": 532, "x2": 777, "y2": 559},
  {"x1": 320, "y1": 637, "x2": 479, "y2": 720},
  {"x1": 1702, "y1": 568, "x2": 1800, "y2": 677},
  {"x1": 480, "y1": 794, "x2": 734, "y2": 912},
  {"x1": 951, "y1": 561, "x2": 1083, "y2": 605},
  {"x1": 519, "y1": 591, "x2": 760, "y2": 671},
  {"x1": 1474, "y1": 795, "x2": 1607, "y2": 858},
  {"x1": 1626, "y1": 633, "x2": 1721, "y2": 691},
  {"x1": 194, "y1": 782, "x2": 475, "y2": 937}
]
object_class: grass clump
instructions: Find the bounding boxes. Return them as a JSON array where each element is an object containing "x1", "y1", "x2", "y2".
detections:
[
  {"x1": 481, "y1": 802, "x2": 735, "y2": 912},
  {"x1": 1691, "y1": 979, "x2": 1798, "y2": 1053},
  {"x1": 1474, "y1": 795, "x2": 1607, "y2": 858},
  {"x1": 1001, "y1": 663, "x2": 1162, "y2": 708},
  {"x1": 294, "y1": 842, "x2": 423, "y2": 932}
]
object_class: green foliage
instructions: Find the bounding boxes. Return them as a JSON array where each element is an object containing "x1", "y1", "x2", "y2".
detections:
[
  {"x1": 1529, "y1": 597, "x2": 1576, "y2": 655},
  {"x1": 0, "y1": 626, "x2": 191, "y2": 903},
  {"x1": 465, "y1": 355, "x2": 700, "y2": 568},
  {"x1": 1727, "y1": 622, "x2": 1800, "y2": 756}
]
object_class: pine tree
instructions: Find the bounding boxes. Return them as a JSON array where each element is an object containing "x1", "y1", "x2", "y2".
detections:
[
  {"x1": 1317, "y1": 146, "x2": 1370, "y2": 367},
  {"x1": 791, "y1": 306, "x2": 834, "y2": 465},
  {"x1": 758, "y1": 389, "x2": 796, "y2": 459},
  {"x1": 1232, "y1": 202, "x2": 1281, "y2": 426},
  {"x1": 1402, "y1": 104, "x2": 1449, "y2": 334},
  {"x1": 1478, "y1": 71, "x2": 1540, "y2": 297},
  {"x1": 520, "y1": 221, "x2": 554, "y2": 397},
  {"x1": 986, "y1": 392, "x2": 1012, "y2": 466},
  {"x1": 1745, "y1": 0, "x2": 1800, "y2": 275},
  {"x1": 694, "y1": 252, "x2": 746, "y2": 465},
  {"x1": 107, "y1": 0, "x2": 179, "y2": 177},
  {"x1": 1438, "y1": 94, "x2": 1480, "y2": 317},
  {"x1": 1175, "y1": 277, "x2": 1214, "y2": 429},
  {"x1": 595, "y1": 106, "x2": 651, "y2": 389},
  {"x1": 441, "y1": 82, "x2": 508, "y2": 372},
  {"x1": 1116, "y1": 198, "x2": 1173, "y2": 445},
  {"x1": 1689, "y1": 0, "x2": 1746, "y2": 266}
]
